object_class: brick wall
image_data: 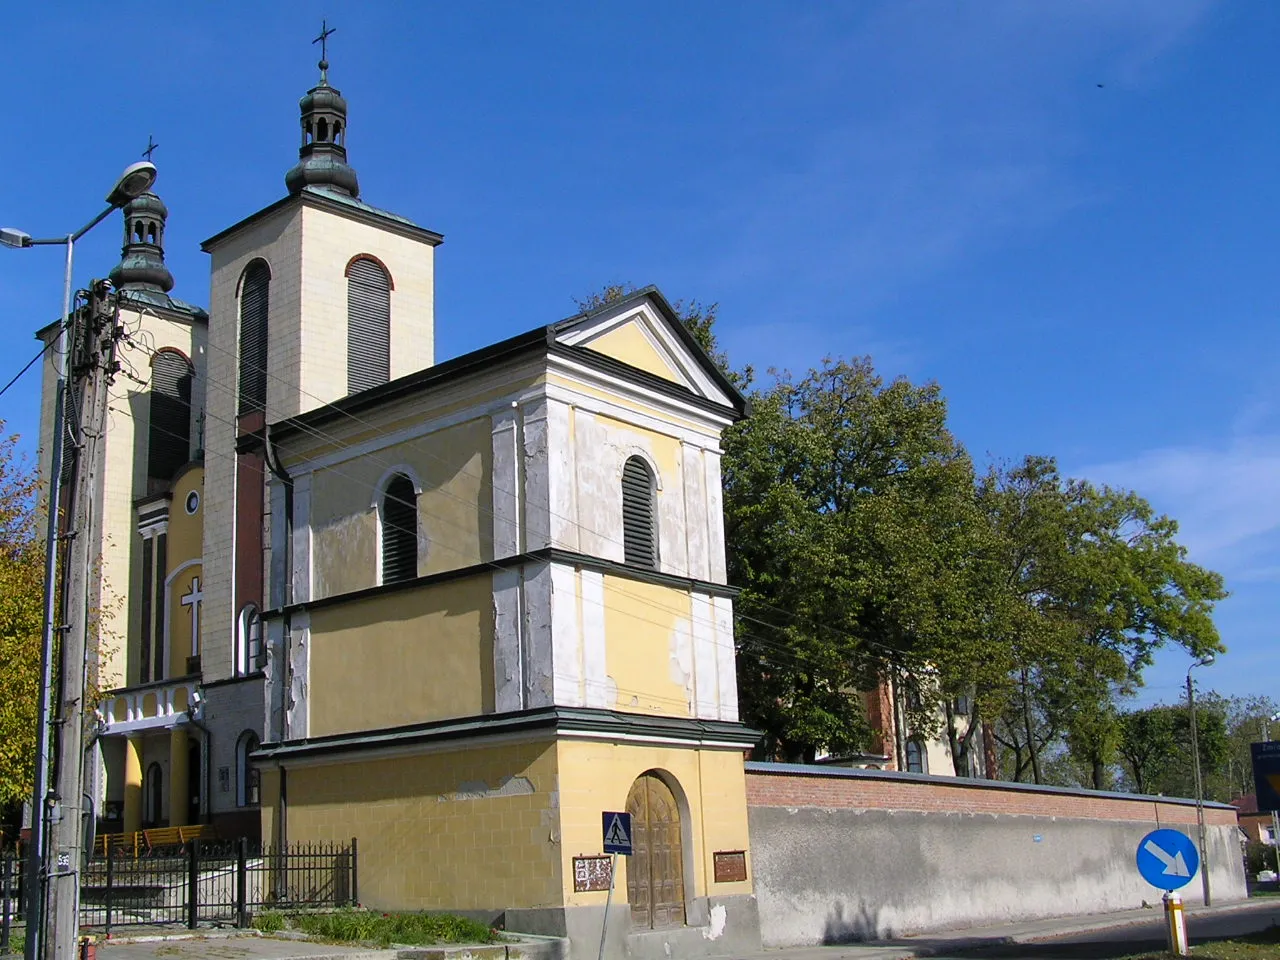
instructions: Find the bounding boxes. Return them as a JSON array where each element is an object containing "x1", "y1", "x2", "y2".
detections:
[{"x1": 745, "y1": 762, "x2": 1238, "y2": 827}]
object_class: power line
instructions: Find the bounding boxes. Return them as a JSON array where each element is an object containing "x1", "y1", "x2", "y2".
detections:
[
  {"x1": 126, "y1": 306, "x2": 916, "y2": 668},
  {"x1": 0, "y1": 338, "x2": 54, "y2": 400}
]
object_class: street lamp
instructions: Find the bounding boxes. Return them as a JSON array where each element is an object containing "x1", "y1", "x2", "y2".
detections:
[
  {"x1": 1187, "y1": 654, "x2": 1215, "y2": 907},
  {"x1": 3, "y1": 159, "x2": 156, "y2": 960}
]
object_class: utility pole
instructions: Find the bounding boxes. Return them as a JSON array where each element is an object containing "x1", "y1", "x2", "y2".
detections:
[
  {"x1": 44, "y1": 280, "x2": 120, "y2": 960},
  {"x1": 1186, "y1": 666, "x2": 1211, "y2": 907}
]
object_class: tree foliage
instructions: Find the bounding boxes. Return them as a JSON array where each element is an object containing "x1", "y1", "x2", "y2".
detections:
[
  {"x1": 576, "y1": 285, "x2": 1230, "y2": 783},
  {"x1": 0, "y1": 424, "x2": 42, "y2": 813}
]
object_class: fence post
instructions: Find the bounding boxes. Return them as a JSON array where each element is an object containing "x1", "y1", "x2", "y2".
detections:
[
  {"x1": 105, "y1": 848, "x2": 114, "y2": 937},
  {"x1": 187, "y1": 839, "x2": 200, "y2": 930},
  {"x1": 236, "y1": 838, "x2": 248, "y2": 929},
  {"x1": 350, "y1": 838, "x2": 358, "y2": 906},
  {"x1": 2, "y1": 853, "x2": 12, "y2": 955}
]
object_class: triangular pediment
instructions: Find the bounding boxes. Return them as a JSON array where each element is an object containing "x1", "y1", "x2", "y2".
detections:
[{"x1": 553, "y1": 289, "x2": 740, "y2": 411}]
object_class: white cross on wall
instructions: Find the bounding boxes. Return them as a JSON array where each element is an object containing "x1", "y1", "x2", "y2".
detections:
[{"x1": 181, "y1": 576, "x2": 203, "y2": 657}]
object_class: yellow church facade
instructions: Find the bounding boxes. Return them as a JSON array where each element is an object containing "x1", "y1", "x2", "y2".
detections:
[
  {"x1": 36, "y1": 46, "x2": 762, "y2": 957},
  {"x1": 252, "y1": 290, "x2": 760, "y2": 956}
]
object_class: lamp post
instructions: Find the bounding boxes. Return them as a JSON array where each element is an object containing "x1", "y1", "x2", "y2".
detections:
[
  {"x1": 1269, "y1": 713, "x2": 1280, "y2": 877},
  {"x1": 1186, "y1": 654, "x2": 1215, "y2": 907},
  {"x1": 2, "y1": 159, "x2": 157, "y2": 960}
]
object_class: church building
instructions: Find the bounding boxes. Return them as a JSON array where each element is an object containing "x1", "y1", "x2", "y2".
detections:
[{"x1": 38, "y1": 43, "x2": 764, "y2": 958}]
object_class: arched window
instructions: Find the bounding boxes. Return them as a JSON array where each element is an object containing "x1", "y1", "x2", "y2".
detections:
[
  {"x1": 148, "y1": 350, "x2": 193, "y2": 482},
  {"x1": 144, "y1": 762, "x2": 163, "y2": 826},
  {"x1": 622, "y1": 456, "x2": 658, "y2": 568},
  {"x1": 346, "y1": 256, "x2": 392, "y2": 394},
  {"x1": 238, "y1": 260, "x2": 270, "y2": 416},
  {"x1": 381, "y1": 473, "x2": 418, "y2": 584},
  {"x1": 237, "y1": 604, "x2": 263, "y2": 676},
  {"x1": 906, "y1": 740, "x2": 925, "y2": 774},
  {"x1": 236, "y1": 731, "x2": 261, "y2": 807}
]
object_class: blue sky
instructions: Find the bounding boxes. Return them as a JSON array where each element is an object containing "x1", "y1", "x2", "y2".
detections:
[{"x1": 1, "y1": 2, "x2": 1276, "y2": 706}]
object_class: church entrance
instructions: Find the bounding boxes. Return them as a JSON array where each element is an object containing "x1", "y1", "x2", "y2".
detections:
[{"x1": 625, "y1": 772, "x2": 686, "y2": 929}]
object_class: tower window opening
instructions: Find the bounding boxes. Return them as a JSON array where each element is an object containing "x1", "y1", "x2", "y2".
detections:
[
  {"x1": 238, "y1": 260, "x2": 270, "y2": 416},
  {"x1": 346, "y1": 256, "x2": 391, "y2": 393},
  {"x1": 134, "y1": 221, "x2": 144, "y2": 242},
  {"x1": 304, "y1": 121, "x2": 313, "y2": 145},
  {"x1": 381, "y1": 473, "x2": 418, "y2": 585},
  {"x1": 333, "y1": 121, "x2": 342, "y2": 143},
  {"x1": 317, "y1": 118, "x2": 329, "y2": 142},
  {"x1": 146, "y1": 222, "x2": 156, "y2": 243},
  {"x1": 622, "y1": 456, "x2": 658, "y2": 569}
]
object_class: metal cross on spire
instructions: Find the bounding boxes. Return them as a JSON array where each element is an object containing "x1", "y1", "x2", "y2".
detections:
[
  {"x1": 313, "y1": 19, "x2": 336, "y2": 84},
  {"x1": 142, "y1": 135, "x2": 159, "y2": 162}
]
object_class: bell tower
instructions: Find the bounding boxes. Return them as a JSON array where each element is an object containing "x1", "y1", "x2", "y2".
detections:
[{"x1": 199, "y1": 27, "x2": 443, "y2": 686}]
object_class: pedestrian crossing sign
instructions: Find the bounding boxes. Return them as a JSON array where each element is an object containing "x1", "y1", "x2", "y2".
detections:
[{"x1": 603, "y1": 811, "x2": 633, "y2": 855}]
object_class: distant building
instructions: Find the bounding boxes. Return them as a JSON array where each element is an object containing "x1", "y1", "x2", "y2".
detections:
[{"x1": 1231, "y1": 793, "x2": 1277, "y2": 845}]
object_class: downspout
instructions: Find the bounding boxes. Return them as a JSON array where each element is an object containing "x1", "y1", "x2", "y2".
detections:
[
  {"x1": 186, "y1": 711, "x2": 214, "y2": 825},
  {"x1": 263, "y1": 425, "x2": 293, "y2": 744}
]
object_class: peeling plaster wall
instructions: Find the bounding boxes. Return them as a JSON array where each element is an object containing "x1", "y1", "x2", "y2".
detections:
[{"x1": 747, "y1": 768, "x2": 1249, "y2": 947}]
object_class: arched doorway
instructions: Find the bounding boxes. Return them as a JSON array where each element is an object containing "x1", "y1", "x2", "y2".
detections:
[
  {"x1": 625, "y1": 772, "x2": 686, "y2": 929},
  {"x1": 144, "y1": 762, "x2": 163, "y2": 826}
]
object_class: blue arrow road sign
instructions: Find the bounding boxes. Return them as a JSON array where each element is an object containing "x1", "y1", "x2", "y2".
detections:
[
  {"x1": 603, "y1": 811, "x2": 633, "y2": 855},
  {"x1": 1136, "y1": 828, "x2": 1199, "y2": 890}
]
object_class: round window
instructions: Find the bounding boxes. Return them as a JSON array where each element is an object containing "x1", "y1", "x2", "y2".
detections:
[{"x1": 185, "y1": 490, "x2": 200, "y2": 515}]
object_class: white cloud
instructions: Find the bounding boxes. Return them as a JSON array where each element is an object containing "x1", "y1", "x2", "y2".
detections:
[{"x1": 1075, "y1": 435, "x2": 1280, "y2": 569}]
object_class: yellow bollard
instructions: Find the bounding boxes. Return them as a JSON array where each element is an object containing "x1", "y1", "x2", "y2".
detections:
[{"x1": 1164, "y1": 892, "x2": 1189, "y2": 957}]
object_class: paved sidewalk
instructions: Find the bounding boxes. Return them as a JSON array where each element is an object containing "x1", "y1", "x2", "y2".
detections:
[
  {"x1": 98, "y1": 933, "x2": 390, "y2": 960},
  {"x1": 735, "y1": 897, "x2": 1280, "y2": 960},
  {"x1": 89, "y1": 898, "x2": 1280, "y2": 960}
]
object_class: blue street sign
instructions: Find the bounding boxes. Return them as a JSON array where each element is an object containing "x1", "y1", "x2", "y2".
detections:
[
  {"x1": 1251, "y1": 741, "x2": 1280, "y2": 813},
  {"x1": 1136, "y1": 828, "x2": 1199, "y2": 891},
  {"x1": 603, "y1": 811, "x2": 633, "y2": 855}
]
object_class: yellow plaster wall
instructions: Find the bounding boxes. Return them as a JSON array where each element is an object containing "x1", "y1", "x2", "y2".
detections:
[
  {"x1": 586, "y1": 322, "x2": 682, "y2": 384},
  {"x1": 309, "y1": 417, "x2": 494, "y2": 598},
  {"x1": 601, "y1": 576, "x2": 694, "y2": 718},
  {"x1": 163, "y1": 467, "x2": 205, "y2": 677},
  {"x1": 307, "y1": 574, "x2": 495, "y2": 737},
  {"x1": 166, "y1": 562, "x2": 202, "y2": 678},
  {"x1": 274, "y1": 740, "x2": 562, "y2": 912},
  {"x1": 555, "y1": 741, "x2": 753, "y2": 907}
]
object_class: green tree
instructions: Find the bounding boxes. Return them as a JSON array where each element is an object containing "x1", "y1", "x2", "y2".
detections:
[
  {"x1": 0, "y1": 425, "x2": 42, "y2": 815},
  {"x1": 1118, "y1": 705, "x2": 1183, "y2": 794},
  {"x1": 724, "y1": 358, "x2": 991, "y2": 763},
  {"x1": 979, "y1": 457, "x2": 1226, "y2": 788}
]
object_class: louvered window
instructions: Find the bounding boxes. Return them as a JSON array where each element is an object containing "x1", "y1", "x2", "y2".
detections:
[
  {"x1": 347, "y1": 257, "x2": 391, "y2": 394},
  {"x1": 622, "y1": 456, "x2": 658, "y2": 568},
  {"x1": 148, "y1": 351, "x2": 193, "y2": 482},
  {"x1": 238, "y1": 260, "x2": 270, "y2": 416},
  {"x1": 381, "y1": 473, "x2": 418, "y2": 584}
]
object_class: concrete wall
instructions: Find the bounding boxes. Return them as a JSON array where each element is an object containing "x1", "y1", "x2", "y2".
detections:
[{"x1": 746, "y1": 763, "x2": 1247, "y2": 947}]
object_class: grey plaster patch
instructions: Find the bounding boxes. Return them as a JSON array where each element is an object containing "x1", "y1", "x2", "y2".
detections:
[{"x1": 444, "y1": 775, "x2": 535, "y2": 802}]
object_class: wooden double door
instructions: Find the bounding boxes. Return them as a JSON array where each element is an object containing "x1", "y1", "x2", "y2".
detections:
[{"x1": 626, "y1": 773, "x2": 686, "y2": 929}]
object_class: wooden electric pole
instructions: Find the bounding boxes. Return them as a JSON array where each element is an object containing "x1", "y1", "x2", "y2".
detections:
[{"x1": 44, "y1": 281, "x2": 120, "y2": 960}]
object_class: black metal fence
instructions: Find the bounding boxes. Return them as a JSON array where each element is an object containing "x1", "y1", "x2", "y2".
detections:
[{"x1": 0, "y1": 838, "x2": 356, "y2": 943}]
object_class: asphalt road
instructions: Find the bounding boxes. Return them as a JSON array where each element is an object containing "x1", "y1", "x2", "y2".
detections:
[{"x1": 945, "y1": 899, "x2": 1280, "y2": 959}]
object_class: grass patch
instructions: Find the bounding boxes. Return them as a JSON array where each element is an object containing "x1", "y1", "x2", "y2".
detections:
[
  {"x1": 1, "y1": 932, "x2": 24, "y2": 958},
  {"x1": 253, "y1": 908, "x2": 500, "y2": 947},
  {"x1": 1124, "y1": 925, "x2": 1280, "y2": 960}
]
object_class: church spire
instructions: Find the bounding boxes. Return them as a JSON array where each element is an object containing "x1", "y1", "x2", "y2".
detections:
[
  {"x1": 285, "y1": 21, "x2": 360, "y2": 198},
  {"x1": 109, "y1": 137, "x2": 175, "y2": 293}
]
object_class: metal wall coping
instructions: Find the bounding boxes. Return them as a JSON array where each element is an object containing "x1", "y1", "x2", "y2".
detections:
[{"x1": 744, "y1": 760, "x2": 1237, "y2": 811}]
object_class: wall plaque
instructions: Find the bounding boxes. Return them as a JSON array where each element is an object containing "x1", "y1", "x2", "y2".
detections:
[
  {"x1": 713, "y1": 850, "x2": 747, "y2": 883},
  {"x1": 573, "y1": 855, "x2": 613, "y2": 892}
]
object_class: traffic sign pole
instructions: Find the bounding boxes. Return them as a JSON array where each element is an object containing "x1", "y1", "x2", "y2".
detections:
[
  {"x1": 1163, "y1": 893, "x2": 1188, "y2": 957},
  {"x1": 596, "y1": 854, "x2": 616, "y2": 960}
]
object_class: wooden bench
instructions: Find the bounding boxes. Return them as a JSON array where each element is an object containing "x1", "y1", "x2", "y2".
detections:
[{"x1": 96, "y1": 824, "x2": 218, "y2": 858}]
